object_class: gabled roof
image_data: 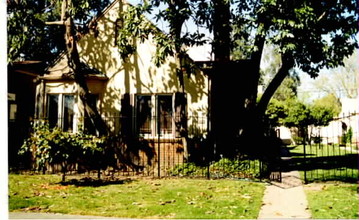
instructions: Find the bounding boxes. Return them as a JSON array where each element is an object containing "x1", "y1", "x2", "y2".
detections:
[{"x1": 44, "y1": 1, "x2": 126, "y2": 77}]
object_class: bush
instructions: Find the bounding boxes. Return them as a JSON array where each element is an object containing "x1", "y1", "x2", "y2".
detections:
[
  {"x1": 168, "y1": 163, "x2": 207, "y2": 176},
  {"x1": 341, "y1": 127, "x2": 353, "y2": 145},
  {"x1": 19, "y1": 120, "x2": 106, "y2": 181},
  {"x1": 210, "y1": 158, "x2": 260, "y2": 178},
  {"x1": 168, "y1": 158, "x2": 261, "y2": 179}
]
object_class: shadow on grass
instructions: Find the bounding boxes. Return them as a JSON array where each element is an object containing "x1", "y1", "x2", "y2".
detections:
[
  {"x1": 281, "y1": 147, "x2": 358, "y2": 183},
  {"x1": 59, "y1": 177, "x2": 133, "y2": 187}
]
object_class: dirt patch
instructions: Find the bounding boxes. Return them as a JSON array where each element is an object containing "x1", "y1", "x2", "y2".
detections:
[{"x1": 304, "y1": 183, "x2": 326, "y2": 191}]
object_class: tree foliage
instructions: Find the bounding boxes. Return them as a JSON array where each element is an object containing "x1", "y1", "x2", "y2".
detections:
[
  {"x1": 7, "y1": 0, "x2": 110, "y2": 63},
  {"x1": 234, "y1": 0, "x2": 358, "y2": 75},
  {"x1": 313, "y1": 93, "x2": 341, "y2": 117},
  {"x1": 266, "y1": 96, "x2": 338, "y2": 130},
  {"x1": 7, "y1": 0, "x2": 63, "y2": 62},
  {"x1": 8, "y1": 0, "x2": 357, "y2": 102}
]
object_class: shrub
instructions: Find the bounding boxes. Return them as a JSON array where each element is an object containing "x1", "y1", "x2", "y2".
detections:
[
  {"x1": 19, "y1": 120, "x2": 106, "y2": 181},
  {"x1": 210, "y1": 158, "x2": 260, "y2": 178},
  {"x1": 168, "y1": 163, "x2": 206, "y2": 176},
  {"x1": 168, "y1": 158, "x2": 261, "y2": 179},
  {"x1": 341, "y1": 127, "x2": 353, "y2": 145}
]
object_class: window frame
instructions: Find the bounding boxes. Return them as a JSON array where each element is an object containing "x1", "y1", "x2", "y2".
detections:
[
  {"x1": 135, "y1": 93, "x2": 175, "y2": 138},
  {"x1": 46, "y1": 93, "x2": 77, "y2": 132}
]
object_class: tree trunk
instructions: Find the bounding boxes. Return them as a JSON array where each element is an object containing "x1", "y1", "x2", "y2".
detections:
[
  {"x1": 257, "y1": 53, "x2": 295, "y2": 116},
  {"x1": 210, "y1": 0, "x2": 231, "y2": 158},
  {"x1": 64, "y1": 17, "x2": 109, "y2": 136},
  {"x1": 212, "y1": 0, "x2": 231, "y2": 61},
  {"x1": 46, "y1": 0, "x2": 109, "y2": 136},
  {"x1": 237, "y1": 53, "x2": 294, "y2": 159},
  {"x1": 246, "y1": 17, "x2": 269, "y2": 110}
]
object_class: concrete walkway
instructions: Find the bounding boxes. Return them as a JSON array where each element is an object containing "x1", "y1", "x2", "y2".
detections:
[{"x1": 258, "y1": 171, "x2": 311, "y2": 219}]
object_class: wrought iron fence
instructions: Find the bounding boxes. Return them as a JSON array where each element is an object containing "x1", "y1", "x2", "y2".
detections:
[
  {"x1": 17, "y1": 112, "x2": 271, "y2": 181},
  {"x1": 287, "y1": 112, "x2": 359, "y2": 183}
]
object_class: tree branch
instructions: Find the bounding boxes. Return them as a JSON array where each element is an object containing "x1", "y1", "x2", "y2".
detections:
[
  {"x1": 45, "y1": 21, "x2": 65, "y2": 25},
  {"x1": 257, "y1": 54, "x2": 294, "y2": 116}
]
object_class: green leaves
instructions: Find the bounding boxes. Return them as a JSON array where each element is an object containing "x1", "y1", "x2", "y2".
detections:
[
  {"x1": 116, "y1": 3, "x2": 156, "y2": 60},
  {"x1": 7, "y1": 0, "x2": 110, "y2": 63},
  {"x1": 265, "y1": 95, "x2": 340, "y2": 129},
  {"x1": 20, "y1": 120, "x2": 106, "y2": 174},
  {"x1": 117, "y1": 0, "x2": 210, "y2": 66},
  {"x1": 233, "y1": 0, "x2": 358, "y2": 76}
]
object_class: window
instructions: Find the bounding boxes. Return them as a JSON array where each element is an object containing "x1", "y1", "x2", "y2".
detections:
[
  {"x1": 47, "y1": 94, "x2": 59, "y2": 128},
  {"x1": 157, "y1": 95, "x2": 173, "y2": 135},
  {"x1": 47, "y1": 94, "x2": 75, "y2": 132},
  {"x1": 136, "y1": 95, "x2": 152, "y2": 134},
  {"x1": 62, "y1": 95, "x2": 75, "y2": 132},
  {"x1": 84, "y1": 94, "x2": 99, "y2": 134},
  {"x1": 135, "y1": 94, "x2": 175, "y2": 137}
]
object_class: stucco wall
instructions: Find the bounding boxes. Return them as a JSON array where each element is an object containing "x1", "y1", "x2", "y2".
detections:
[
  {"x1": 41, "y1": 0, "x2": 209, "y2": 135},
  {"x1": 76, "y1": 0, "x2": 209, "y2": 117}
]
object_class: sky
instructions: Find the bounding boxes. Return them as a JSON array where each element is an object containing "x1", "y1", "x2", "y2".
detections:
[{"x1": 127, "y1": 0, "x2": 213, "y2": 62}]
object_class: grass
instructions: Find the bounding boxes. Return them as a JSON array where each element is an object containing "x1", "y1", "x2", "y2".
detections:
[
  {"x1": 304, "y1": 182, "x2": 359, "y2": 219},
  {"x1": 9, "y1": 174, "x2": 265, "y2": 219},
  {"x1": 289, "y1": 144, "x2": 359, "y2": 218},
  {"x1": 288, "y1": 144, "x2": 358, "y2": 183},
  {"x1": 290, "y1": 143, "x2": 358, "y2": 158}
]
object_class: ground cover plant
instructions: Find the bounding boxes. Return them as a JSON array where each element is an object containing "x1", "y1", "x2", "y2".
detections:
[
  {"x1": 168, "y1": 158, "x2": 262, "y2": 179},
  {"x1": 9, "y1": 174, "x2": 265, "y2": 219},
  {"x1": 304, "y1": 182, "x2": 359, "y2": 219}
]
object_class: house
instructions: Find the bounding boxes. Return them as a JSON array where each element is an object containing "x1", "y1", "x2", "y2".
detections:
[
  {"x1": 33, "y1": 0, "x2": 210, "y2": 174},
  {"x1": 314, "y1": 98, "x2": 358, "y2": 145}
]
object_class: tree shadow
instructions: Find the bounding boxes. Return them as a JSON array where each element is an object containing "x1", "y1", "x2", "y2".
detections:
[
  {"x1": 59, "y1": 176, "x2": 133, "y2": 187},
  {"x1": 282, "y1": 147, "x2": 358, "y2": 183}
]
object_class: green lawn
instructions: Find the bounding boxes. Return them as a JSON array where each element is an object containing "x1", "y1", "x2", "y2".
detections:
[
  {"x1": 9, "y1": 174, "x2": 265, "y2": 219},
  {"x1": 304, "y1": 183, "x2": 359, "y2": 219},
  {"x1": 289, "y1": 144, "x2": 359, "y2": 218},
  {"x1": 288, "y1": 144, "x2": 358, "y2": 182},
  {"x1": 290, "y1": 143, "x2": 358, "y2": 158}
]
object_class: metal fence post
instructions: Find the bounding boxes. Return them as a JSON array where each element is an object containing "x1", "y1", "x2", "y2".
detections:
[
  {"x1": 303, "y1": 130, "x2": 307, "y2": 184},
  {"x1": 157, "y1": 116, "x2": 161, "y2": 178}
]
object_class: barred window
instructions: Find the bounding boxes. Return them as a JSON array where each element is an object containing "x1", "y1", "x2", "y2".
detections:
[
  {"x1": 135, "y1": 94, "x2": 177, "y2": 137},
  {"x1": 47, "y1": 94, "x2": 75, "y2": 132}
]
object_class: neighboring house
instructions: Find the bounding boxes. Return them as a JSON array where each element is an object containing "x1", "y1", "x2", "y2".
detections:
[
  {"x1": 277, "y1": 98, "x2": 358, "y2": 146},
  {"x1": 314, "y1": 98, "x2": 358, "y2": 145},
  {"x1": 276, "y1": 126, "x2": 294, "y2": 145},
  {"x1": 8, "y1": 61, "x2": 45, "y2": 169},
  {"x1": 33, "y1": 0, "x2": 210, "y2": 172}
]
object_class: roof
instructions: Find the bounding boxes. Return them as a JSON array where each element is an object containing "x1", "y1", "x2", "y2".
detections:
[{"x1": 9, "y1": 61, "x2": 45, "y2": 77}]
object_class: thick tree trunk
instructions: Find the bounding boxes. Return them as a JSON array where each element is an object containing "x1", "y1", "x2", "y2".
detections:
[
  {"x1": 212, "y1": 0, "x2": 231, "y2": 61},
  {"x1": 237, "y1": 54, "x2": 294, "y2": 159},
  {"x1": 210, "y1": 0, "x2": 231, "y2": 158}
]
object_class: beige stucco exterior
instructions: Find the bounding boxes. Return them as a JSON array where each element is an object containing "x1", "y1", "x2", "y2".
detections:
[{"x1": 37, "y1": 0, "x2": 209, "y2": 136}]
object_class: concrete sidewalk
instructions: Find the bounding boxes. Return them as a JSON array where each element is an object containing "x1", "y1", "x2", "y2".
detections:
[{"x1": 258, "y1": 171, "x2": 311, "y2": 219}]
